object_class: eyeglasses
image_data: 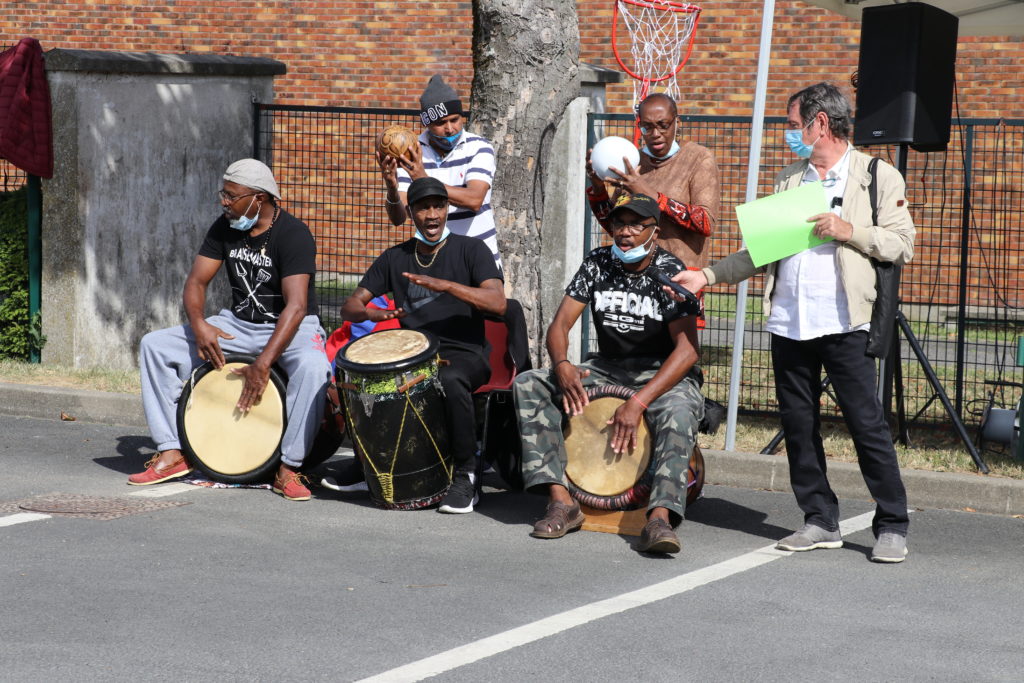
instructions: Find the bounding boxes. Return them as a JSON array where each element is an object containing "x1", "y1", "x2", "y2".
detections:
[
  {"x1": 610, "y1": 220, "x2": 658, "y2": 235},
  {"x1": 639, "y1": 120, "x2": 674, "y2": 134},
  {"x1": 218, "y1": 190, "x2": 257, "y2": 202}
]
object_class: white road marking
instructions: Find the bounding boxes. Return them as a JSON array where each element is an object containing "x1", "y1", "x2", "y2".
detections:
[
  {"x1": 357, "y1": 511, "x2": 879, "y2": 683},
  {"x1": 0, "y1": 512, "x2": 51, "y2": 527},
  {"x1": 127, "y1": 483, "x2": 195, "y2": 498}
]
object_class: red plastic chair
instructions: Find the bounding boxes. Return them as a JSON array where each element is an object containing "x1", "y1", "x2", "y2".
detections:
[{"x1": 475, "y1": 318, "x2": 518, "y2": 393}]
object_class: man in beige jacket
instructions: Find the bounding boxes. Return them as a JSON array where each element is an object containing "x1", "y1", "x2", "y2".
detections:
[{"x1": 670, "y1": 82, "x2": 915, "y2": 563}]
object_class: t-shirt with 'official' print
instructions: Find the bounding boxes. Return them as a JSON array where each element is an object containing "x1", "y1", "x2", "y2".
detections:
[
  {"x1": 198, "y1": 210, "x2": 319, "y2": 324},
  {"x1": 565, "y1": 246, "x2": 691, "y2": 359}
]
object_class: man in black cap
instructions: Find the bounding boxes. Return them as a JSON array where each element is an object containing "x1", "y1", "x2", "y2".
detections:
[
  {"x1": 376, "y1": 74, "x2": 501, "y2": 267},
  {"x1": 513, "y1": 193, "x2": 705, "y2": 555},
  {"x1": 342, "y1": 177, "x2": 506, "y2": 513}
]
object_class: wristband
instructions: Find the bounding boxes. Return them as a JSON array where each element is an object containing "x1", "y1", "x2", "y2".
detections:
[
  {"x1": 385, "y1": 196, "x2": 402, "y2": 206},
  {"x1": 555, "y1": 359, "x2": 573, "y2": 368},
  {"x1": 630, "y1": 394, "x2": 649, "y2": 410}
]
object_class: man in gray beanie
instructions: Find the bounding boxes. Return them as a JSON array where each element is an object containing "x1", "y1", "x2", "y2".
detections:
[
  {"x1": 128, "y1": 158, "x2": 331, "y2": 502},
  {"x1": 376, "y1": 74, "x2": 501, "y2": 268}
]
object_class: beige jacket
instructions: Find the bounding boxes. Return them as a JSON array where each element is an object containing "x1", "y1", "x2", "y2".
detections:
[{"x1": 704, "y1": 149, "x2": 916, "y2": 327}]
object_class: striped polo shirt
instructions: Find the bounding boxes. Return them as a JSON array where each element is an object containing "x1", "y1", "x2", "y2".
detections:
[{"x1": 397, "y1": 130, "x2": 501, "y2": 267}]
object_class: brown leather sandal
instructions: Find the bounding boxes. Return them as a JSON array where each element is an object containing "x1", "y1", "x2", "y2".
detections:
[{"x1": 531, "y1": 500, "x2": 586, "y2": 539}]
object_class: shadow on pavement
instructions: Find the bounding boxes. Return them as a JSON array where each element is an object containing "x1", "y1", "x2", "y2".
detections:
[{"x1": 684, "y1": 495, "x2": 794, "y2": 542}]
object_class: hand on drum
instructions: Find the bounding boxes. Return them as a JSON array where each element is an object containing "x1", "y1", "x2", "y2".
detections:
[
  {"x1": 230, "y1": 361, "x2": 270, "y2": 413},
  {"x1": 607, "y1": 399, "x2": 645, "y2": 455},
  {"x1": 193, "y1": 320, "x2": 235, "y2": 369},
  {"x1": 367, "y1": 306, "x2": 406, "y2": 322},
  {"x1": 555, "y1": 362, "x2": 590, "y2": 416}
]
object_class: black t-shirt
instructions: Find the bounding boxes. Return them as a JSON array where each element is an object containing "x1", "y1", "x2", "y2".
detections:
[
  {"x1": 566, "y1": 246, "x2": 690, "y2": 359},
  {"x1": 359, "y1": 234, "x2": 503, "y2": 356},
  {"x1": 198, "y1": 209, "x2": 318, "y2": 323}
]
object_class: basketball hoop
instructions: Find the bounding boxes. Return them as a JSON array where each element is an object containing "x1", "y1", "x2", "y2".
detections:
[{"x1": 612, "y1": 0, "x2": 701, "y2": 143}]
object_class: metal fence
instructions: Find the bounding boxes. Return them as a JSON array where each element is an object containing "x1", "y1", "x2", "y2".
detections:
[
  {"x1": 588, "y1": 114, "x2": 1024, "y2": 426},
  {"x1": 254, "y1": 104, "x2": 1024, "y2": 426}
]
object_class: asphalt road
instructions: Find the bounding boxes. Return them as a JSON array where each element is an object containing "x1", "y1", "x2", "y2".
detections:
[{"x1": 2, "y1": 414, "x2": 1023, "y2": 682}]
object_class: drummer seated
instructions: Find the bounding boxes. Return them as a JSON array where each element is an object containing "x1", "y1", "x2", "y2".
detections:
[
  {"x1": 513, "y1": 193, "x2": 704, "y2": 555},
  {"x1": 127, "y1": 159, "x2": 332, "y2": 501},
  {"x1": 341, "y1": 177, "x2": 506, "y2": 514}
]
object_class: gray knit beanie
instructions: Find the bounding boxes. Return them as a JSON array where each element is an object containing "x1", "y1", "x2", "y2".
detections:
[{"x1": 419, "y1": 74, "x2": 462, "y2": 127}]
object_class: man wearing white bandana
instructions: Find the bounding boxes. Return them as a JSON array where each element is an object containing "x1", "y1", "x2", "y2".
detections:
[
  {"x1": 377, "y1": 74, "x2": 501, "y2": 268},
  {"x1": 128, "y1": 159, "x2": 330, "y2": 502},
  {"x1": 669, "y1": 83, "x2": 916, "y2": 563},
  {"x1": 586, "y1": 93, "x2": 720, "y2": 287}
]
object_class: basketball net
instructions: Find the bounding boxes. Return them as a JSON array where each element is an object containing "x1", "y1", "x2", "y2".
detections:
[{"x1": 612, "y1": 0, "x2": 701, "y2": 144}]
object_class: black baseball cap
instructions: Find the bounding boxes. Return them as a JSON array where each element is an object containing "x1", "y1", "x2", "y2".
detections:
[
  {"x1": 608, "y1": 193, "x2": 661, "y2": 222},
  {"x1": 407, "y1": 177, "x2": 448, "y2": 207}
]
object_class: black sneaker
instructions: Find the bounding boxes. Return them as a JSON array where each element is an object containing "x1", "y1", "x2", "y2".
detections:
[
  {"x1": 321, "y1": 458, "x2": 367, "y2": 492},
  {"x1": 438, "y1": 471, "x2": 479, "y2": 514}
]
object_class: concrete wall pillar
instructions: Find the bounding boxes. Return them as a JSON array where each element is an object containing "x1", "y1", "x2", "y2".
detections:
[{"x1": 41, "y1": 49, "x2": 284, "y2": 369}]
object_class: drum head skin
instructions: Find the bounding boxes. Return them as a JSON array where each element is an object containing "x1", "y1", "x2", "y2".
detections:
[
  {"x1": 177, "y1": 355, "x2": 287, "y2": 483},
  {"x1": 336, "y1": 328, "x2": 439, "y2": 375},
  {"x1": 565, "y1": 396, "x2": 652, "y2": 496}
]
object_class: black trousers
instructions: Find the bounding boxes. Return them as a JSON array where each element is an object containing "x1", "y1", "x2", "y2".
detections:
[
  {"x1": 771, "y1": 331, "x2": 909, "y2": 537},
  {"x1": 438, "y1": 346, "x2": 490, "y2": 473}
]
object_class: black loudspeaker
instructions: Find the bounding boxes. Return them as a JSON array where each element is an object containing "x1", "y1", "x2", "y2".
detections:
[{"x1": 854, "y1": 3, "x2": 959, "y2": 152}]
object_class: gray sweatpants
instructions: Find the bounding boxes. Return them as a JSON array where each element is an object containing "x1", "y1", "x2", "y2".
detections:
[{"x1": 139, "y1": 309, "x2": 330, "y2": 468}]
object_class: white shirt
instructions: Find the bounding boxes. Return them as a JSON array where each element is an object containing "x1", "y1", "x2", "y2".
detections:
[
  {"x1": 766, "y1": 144, "x2": 868, "y2": 340},
  {"x1": 397, "y1": 130, "x2": 501, "y2": 268}
]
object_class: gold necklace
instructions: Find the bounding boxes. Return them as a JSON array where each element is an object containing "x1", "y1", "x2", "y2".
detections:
[{"x1": 414, "y1": 237, "x2": 447, "y2": 268}]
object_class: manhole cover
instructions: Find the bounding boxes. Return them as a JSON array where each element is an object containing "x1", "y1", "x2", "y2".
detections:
[{"x1": 1, "y1": 493, "x2": 189, "y2": 520}]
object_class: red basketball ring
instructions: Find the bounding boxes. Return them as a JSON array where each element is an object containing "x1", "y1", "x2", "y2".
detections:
[{"x1": 611, "y1": 0, "x2": 702, "y2": 85}]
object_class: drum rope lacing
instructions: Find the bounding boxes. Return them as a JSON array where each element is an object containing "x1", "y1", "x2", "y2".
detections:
[{"x1": 341, "y1": 372, "x2": 451, "y2": 504}]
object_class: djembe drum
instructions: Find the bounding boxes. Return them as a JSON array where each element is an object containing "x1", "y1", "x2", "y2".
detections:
[
  {"x1": 177, "y1": 353, "x2": 288, "y2": 484},
  {"x1": 335, "y1": 328, "x2": 452, "y2": 510},
  {"x1": 563, "y1": 385, "x2": 705, "y2": 510}
]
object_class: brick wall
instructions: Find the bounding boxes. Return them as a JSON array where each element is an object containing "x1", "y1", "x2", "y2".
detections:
[{"x1": 8, "y1": 1, "x2": 1023, "y2": 117}]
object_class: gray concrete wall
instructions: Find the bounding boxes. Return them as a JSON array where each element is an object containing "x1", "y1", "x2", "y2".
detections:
[{"x1": 41, "y1": 49, "x2": 284, "y2": 369}]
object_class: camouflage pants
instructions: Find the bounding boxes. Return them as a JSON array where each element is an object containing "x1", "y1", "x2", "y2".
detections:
[{"x1": 514, "y1": 355, "x2": 704, "y2": 521}]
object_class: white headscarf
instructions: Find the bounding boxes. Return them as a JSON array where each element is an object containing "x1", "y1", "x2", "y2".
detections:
[{"x1": 222, "y1": 158, "x2": 280, "y2": 199}]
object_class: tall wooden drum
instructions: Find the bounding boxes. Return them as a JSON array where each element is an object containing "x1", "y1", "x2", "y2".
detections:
[{"x1": 335, "y1": 328, "x2": 452, "y2": 510}]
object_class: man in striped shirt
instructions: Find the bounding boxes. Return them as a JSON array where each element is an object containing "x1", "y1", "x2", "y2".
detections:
[{"x1": 378, "y1": 74, "x2": 501, "y2": 268}]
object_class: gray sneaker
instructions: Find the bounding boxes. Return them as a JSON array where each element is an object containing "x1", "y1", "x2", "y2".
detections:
[
  {"x1": 870, "y1": 532, "x2": 909, "y2": 563},
  {"x1": 776, "y1": 524, "x2": 844, "y2": 551}
]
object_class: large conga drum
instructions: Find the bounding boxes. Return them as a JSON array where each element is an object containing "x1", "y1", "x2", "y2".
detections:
[
  {"x1": 563, "y1": 385, "x2": 705, "y2": 511},
  {"x1": 335, "y1": 328, "x2": 452, "y2": 510},
  {"x1": 177, "y1": 353, "x2": 287, "y2": 484}
]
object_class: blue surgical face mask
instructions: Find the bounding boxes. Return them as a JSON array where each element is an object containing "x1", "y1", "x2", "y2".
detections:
[
  {"x1": 228, "y1": 196, "x2": 260, "y2": 231},
  {"x1": 785, "y1": 122, "x2": 821, "y2": 159},
  {"x1": 428, "y1": 130, "x2": 462, "y2": 153},
  {"x1": 642, "y1": 140, "x2": 680, "y2": 161},
  {"x1": 611, "y1": 230, "x2": 657, "y2": 264},
  {"x1": 414, "y1": 226, "x2": 450, "y2": 246}
]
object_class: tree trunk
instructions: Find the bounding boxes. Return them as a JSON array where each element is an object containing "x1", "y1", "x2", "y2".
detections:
[{"x1": 470, "y1": 0, "x2": 580, "y2": 366}]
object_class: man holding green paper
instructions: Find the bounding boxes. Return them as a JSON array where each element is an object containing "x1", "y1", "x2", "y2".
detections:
[{"x1": 669, "y1": 82, "x2": 916, "y2": 563}]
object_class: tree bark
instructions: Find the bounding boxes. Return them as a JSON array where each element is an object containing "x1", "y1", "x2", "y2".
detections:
[{"x1": 470, "y1": 0, "x2": 580, "y2": 366}]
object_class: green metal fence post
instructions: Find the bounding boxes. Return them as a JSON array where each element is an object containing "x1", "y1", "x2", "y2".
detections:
[{"x1": 27, "y1": 174, "x2": 42, "y2": 363}]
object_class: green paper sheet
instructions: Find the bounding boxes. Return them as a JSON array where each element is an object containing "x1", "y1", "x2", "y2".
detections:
[{"x1": 735, "y1": 182, "x2": 832, "y2": 267}]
